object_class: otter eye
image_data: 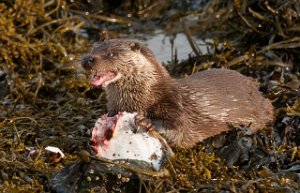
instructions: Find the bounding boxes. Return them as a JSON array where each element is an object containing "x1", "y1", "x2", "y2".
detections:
[
  {"x1": 107, "y1": 53, "x2": 114, "y2": 57},
  {"x1": 88, "y1": 57, "x2": 95, "y2": 63}
]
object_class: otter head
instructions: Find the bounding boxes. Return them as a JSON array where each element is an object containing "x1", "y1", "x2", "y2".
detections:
[{"x1": 81, "y1": 39, "x2": 164, "y2": 89}]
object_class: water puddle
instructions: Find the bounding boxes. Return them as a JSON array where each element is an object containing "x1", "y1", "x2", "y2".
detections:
[{"x1": 136, "y1": 32, "x2": 211, "y2": 63}]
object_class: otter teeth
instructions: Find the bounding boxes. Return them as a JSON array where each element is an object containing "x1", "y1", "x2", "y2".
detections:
[{"x1": 91, "y1": 71, "x2": 118, "y2": 87}]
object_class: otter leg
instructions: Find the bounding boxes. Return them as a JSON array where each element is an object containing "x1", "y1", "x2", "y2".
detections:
[{"x1": 134, "y1": 113, "x2": 154, "y2": 133}]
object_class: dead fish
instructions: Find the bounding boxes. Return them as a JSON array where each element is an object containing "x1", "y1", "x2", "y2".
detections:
[{"x1": 91, "y1": 112, "x2": 172, "y2": 171}]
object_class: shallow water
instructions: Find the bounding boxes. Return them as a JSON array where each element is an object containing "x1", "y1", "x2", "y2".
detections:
[{"x1": 141, "y1": 32, "x2": 209, "y2": 63}]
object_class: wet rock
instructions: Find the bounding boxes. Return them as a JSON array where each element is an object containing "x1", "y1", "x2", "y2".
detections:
[
  {"x1": 0, "y1": 70, "x2": 8, "y2": 98},
  {"x1": 49, "y1": 159, "x2": 156, "y2": 193},
  {"x1": 204, "y1": 127, "x2": 276, "y2": 168}
]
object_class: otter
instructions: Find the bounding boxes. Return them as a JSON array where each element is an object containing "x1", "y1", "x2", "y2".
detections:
[{"x1": 81, "y1": 39, "x2": 274, "y2": 147}]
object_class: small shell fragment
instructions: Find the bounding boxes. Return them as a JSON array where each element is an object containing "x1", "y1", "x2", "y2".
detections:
[{"x1": 45, "y1": 146, "x2": 65, "y2": 158}]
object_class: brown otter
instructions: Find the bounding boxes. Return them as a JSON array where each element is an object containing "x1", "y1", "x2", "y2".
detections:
[{"x1": 81, "y1": 39, "x2": 274, "y2": 147}]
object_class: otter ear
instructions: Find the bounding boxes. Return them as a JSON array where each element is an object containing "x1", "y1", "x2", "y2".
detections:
[{"x1": 129, "y1": 42, "x2": 141, "y2": 51}]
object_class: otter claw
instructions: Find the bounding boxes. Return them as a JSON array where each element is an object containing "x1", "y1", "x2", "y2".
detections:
[
  {"x1": 134, "y1": 112, "x2": 145, "y2": 123},
  {"x1": 134, "y1": 113, "x2": 154, "y2": 133},
  {"x1": 139, "y1": 118, "x2": 154, "y2": 131}
]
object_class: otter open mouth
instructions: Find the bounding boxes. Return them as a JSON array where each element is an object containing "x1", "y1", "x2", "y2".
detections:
[{"x1": 91, "y1": 71, "x2": 118, "y2": 87}]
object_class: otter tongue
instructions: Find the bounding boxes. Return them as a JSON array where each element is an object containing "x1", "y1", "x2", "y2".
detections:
[
  {"x1": 91, "y1": 72, "x2": 115, "y2": 87},
  {"x1": 92, "y1": 75, "x2": 105, "y2": 87}
]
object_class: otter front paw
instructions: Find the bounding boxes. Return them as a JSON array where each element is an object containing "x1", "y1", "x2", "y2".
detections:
[{"x1": 133, "y1": 112, "x2": 154, "y2": 133}]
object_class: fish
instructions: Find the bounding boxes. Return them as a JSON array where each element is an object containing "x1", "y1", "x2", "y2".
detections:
[{"x1": 91, "y1": 112, "x2": 170, "y2": 171}]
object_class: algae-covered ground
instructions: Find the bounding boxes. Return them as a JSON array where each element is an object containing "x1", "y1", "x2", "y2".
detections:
[{"x1": 0, "y1": 0, "x2": 299, "y2": 192}]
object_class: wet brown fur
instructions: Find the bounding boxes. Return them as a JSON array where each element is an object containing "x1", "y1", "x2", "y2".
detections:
[{"x1": 82, "y1": 39, "x2": 274, "y2": 147}]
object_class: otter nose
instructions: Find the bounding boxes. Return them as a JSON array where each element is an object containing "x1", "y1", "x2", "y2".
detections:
[{"x1": 81, "y1": 55, "x2": 95, "y2": 70}]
